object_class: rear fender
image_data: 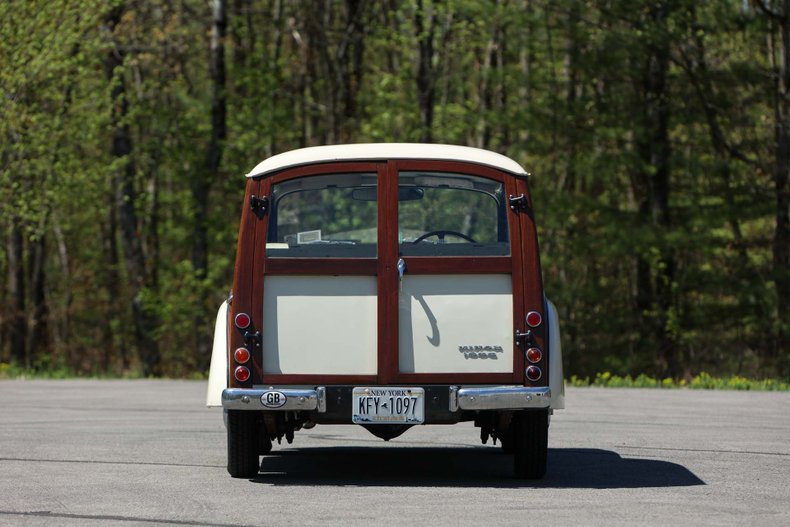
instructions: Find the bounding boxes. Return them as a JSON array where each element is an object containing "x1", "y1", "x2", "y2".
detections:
[
  {"x1": 206, "y1": 300, "x2": 229, "y2": 407},
  {"x1": 546, "y1": 298, "x2": 565, "y2": 410}
]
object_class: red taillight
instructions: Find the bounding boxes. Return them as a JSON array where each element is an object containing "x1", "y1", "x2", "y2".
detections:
[
  {"x1": 234, "y1": 347, "x2": 250, "y2": 364},
  {"x1": 234, "y1": 365, "x2": 250, "y2": 382},
  {"x1": 234, "y1": 312, "x2": 251, "y2": 329},
  {"x1": 526, "y1": 365, "x2": 542, "y2": 382},
  {"x1": 526, "y1": 311, "x2": 542, "y2": 328},
  {"x1": 526, "y1": 347, "x2": 542, "y2": 364}
]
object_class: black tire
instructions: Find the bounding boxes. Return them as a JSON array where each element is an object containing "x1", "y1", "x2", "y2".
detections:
[
  {"x1": 499, "y1": 426, "x2": 515, "y2": 454},
  {"x1": 513, "y1": 410, "x2": 548, "y2": 479},
  {"x1": 227, "y1": 410, "x2": 260, "y2": 478}
]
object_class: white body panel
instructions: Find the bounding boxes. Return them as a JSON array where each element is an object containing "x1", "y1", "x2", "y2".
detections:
[
  {"x1": 263, "y1": 276, "x2": 378, "y2": 375},
  {"x1": 246, "y1": 143, "x2": 526, "y2": 178},
  {"x1": 547, "y1": 298, "x2": 565, "y2": 410},
  {"x1": 399, "y1": 275, "x2": 514, "y2": 374},
  {"x1": 206, "y1": 301, "x2": 228, "y2": 407}
]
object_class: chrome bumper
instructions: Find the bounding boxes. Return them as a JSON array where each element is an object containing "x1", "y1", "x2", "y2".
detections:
[
  {"x1": 222, "y1": 385, "x2": 550, "y2": 413},
  {"x1": 222, "y1": 388, "x2": 326, "y2": 412},
  {"x1": 450, "y1": 386, "x2": 551, "y2": 411}
]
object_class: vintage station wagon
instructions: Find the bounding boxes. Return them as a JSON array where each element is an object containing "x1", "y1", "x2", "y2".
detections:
[{"x1": 206, "y1": 143, "x2": 564, "y2": 479}]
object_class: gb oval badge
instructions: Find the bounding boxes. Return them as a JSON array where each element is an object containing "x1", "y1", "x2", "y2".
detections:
[{"x1": 260, "y1": 391, "x2": 287, "y2": 408}]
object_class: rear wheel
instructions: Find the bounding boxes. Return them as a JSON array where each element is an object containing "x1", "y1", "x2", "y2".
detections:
[
  {"x1": 227, "y1": 410, "x2": 260, "y2": 478},
  {"x1": 499, "y1": 425, "x2": 515, "y2": 454},
  {"x1": 513, "y1": 410, "x2": 548, "y2": 479}
]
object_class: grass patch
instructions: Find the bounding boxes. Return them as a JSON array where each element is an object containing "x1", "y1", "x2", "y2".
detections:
[
  {"x1": 0, "y1": 362, "x2": 141, "y2": 380},
  {"x1": 0, "y1": 362, "x2": 208, "y2": 381},
  {"x1": 569, "y1": 372, "x2": 790, "y2": 391}
]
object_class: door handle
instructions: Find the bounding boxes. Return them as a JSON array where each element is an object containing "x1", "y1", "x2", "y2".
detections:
[{"x1": 397, "y1": 258, "x2": 407, "y2": 290}]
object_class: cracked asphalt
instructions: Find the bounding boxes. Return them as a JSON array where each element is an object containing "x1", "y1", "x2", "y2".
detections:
[{"x1": 1, "y1": 380, "x2": 788, "y2": 526}]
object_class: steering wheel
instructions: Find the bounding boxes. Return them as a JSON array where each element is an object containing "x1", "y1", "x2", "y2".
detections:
[{"x1": 412, "y1": 230, "x2": 477, "y2": 244}]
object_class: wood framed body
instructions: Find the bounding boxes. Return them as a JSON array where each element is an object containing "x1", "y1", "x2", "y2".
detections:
[
  {"x1": 228, "y1": 159, "x2": 546, "y2": 388},
  {"x1": 514, "y1": 177, "x2": 548, "y2": 385},
  {"x1": 228, "y1": 178, "x2": 261, "y2": 387}
]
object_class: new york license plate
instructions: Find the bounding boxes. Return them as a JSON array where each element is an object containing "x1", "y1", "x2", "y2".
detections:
[{"x1": 352, "y1": 387, "x2": 425, "y2": 425}]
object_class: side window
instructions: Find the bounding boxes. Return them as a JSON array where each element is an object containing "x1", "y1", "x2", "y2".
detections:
[
  {"x1": 267, "y1": 173, "x2": 377, "y2": 258},
  {"x1": 398, "y1": 172, "x2": 509, "y2": 257}
]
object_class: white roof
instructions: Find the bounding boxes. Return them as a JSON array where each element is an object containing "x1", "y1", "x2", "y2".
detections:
[{"x1": 246, "y1": 143, "x2": 527, "y2": 178}]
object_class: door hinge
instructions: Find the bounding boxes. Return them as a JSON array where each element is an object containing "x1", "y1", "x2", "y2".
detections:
[
  {"x1": 515, "y1": 329, "x2": 534, "y2": 349},
  {"x1": 509, "y1": 194, "x2": 529, "y2": 212},
  {"x1": 244, "y1": 330, "x2": 262, "y2": 351},
  {"x1": 250, "y1": 195, "x2": 269, "y2": 219}
]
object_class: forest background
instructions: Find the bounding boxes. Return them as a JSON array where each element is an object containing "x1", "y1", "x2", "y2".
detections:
[{"x1": 1, "y1": 0, "x2": 788, "y2": 381}]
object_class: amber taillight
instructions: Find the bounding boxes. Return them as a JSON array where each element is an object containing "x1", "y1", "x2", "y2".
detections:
[
  {"x1": 526, "y1": 347, "x2": 542, "y2": 364},
  {"x1": 234, "y1": 347, "x2": 250, "y2": 364}
]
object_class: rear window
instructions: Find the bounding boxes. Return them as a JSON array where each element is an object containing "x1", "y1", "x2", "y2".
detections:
[
  {"x1": 398, "y1": 172, "x2": 509, "y2": 257},
  {"x1": 266, "y1": 171, "x2": 509, "y2": 258},
  {"x1": 266, "y1": 173, "x2": 378, "y2": 258}
]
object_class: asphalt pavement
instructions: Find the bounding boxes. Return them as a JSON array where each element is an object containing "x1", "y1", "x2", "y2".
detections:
[{"x1": 1, "y1": 380, "x2": 788, "y2": 526}]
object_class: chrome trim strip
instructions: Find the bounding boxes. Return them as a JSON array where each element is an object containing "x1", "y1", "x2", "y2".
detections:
[
  {"x1": 316, "y1": 386, "x2": 327, "y2": 413},
  {"x1": 448, "y1": 386, "x2": 459, "y2": 412},
  {"x1": 222, "y1": 388, "x2": 318, "y2": 411},
  {"x1": 456, "y1": 386, "x2": 550, "y2": 410}
]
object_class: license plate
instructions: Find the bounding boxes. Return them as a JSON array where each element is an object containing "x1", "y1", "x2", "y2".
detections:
[{"x1": 352, "y1": 387, "x2": 425, "y2": 425}]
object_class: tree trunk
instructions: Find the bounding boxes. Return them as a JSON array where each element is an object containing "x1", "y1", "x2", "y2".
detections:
[
  {"x1": 195, "y1": 0, "x2": 228, "y2": 371},
  {"x1": 51, "y1": 218, "x2": 72, "y2": 366},
  {"x1": 518, "y1": 0, "x2": 534, "y2": 147},
  {"x1": 101, "y1": 188, "x2": 125, "y2": 373},
  {"x1": 25, "y1": 225, "x2": 48, "y2": 368},
  {"x1": 561, "y1": 2, "x2": 580, "y2": 193},
  {"x1": 6, "y1": 218, "x2": 26, "y2": 367},
  {"x1": 476, "y1": 9, "x2": 500, "y2": 151},
  {"x1": 415, "y1": 0, "x2": 436, "y2": 143},
  {"x1": 104, "y1": 4, "x2": 160, "y2": 376},
  {"x1": 634, "y1": 1, "x2": 676, "y2": 377},
  {"x1": 770, "y1": 1, "x2": 790, "y2": 373},
  {"x1": 543, "y1": 5, "x2": 560, "y2": 179},
  {"x1": 340, "y1": 0, "x2": 365, "y2": 141},
  {"x1": 312, "y1": 2, "x2": 338, "y2": 143},
  {"x1": 194, "y1": 0, "x2": 227, "y2": 280}
]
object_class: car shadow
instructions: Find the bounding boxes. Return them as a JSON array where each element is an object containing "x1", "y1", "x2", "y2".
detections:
[{"x1": 252, "y1": 446, "x2": 705, "y2": 489}]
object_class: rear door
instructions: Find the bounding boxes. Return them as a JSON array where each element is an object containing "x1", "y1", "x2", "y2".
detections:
[
  {"x1": 381, "y1": 161, "x2": 526, "y2": 384},
  {"x1": 253, "y1": 162, "x2": 382, "y2": 385}
]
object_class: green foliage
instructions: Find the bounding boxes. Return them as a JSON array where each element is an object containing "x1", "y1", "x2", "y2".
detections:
[
  {"x1": 1, "y1": 0, "x2": 788, "y2": 379},
  {"x1": 569, "y1": 372, "x2": 790, "y2": 391},
  {"x1": 0, "y1": 361, "x2": 144, "y2": 380}
]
